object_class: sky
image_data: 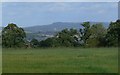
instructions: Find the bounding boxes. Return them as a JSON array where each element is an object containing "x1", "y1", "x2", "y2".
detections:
[
  {"x1": 2, "y1": 2, "x2": 118, "y2": 27},
  {"x1": 118, "y1": 2, "x2": 120, "y2": 19}
]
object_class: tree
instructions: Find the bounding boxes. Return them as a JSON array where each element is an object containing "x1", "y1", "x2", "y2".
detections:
[
  {"x1": 39, "y1": 28, "x2": 80, "y2": 47},
  {"x1": 39, "y1": 37, "x2": 55, "y2": 47},
  {"x1": 106, "y1": 19, "x2": 120, "y2": 47},
  {"x1": 2, "y1": 23, "x2": 26, "y2": 48},
  {"x1": 30, "y1": 38, "x2": 39, "y2": 48},
  {"x1": 79, "y1": 22, "x2": 91, "y2": 47},
  {"x1": 55, "y1": 28, "x2": 80, "y2": 47},
  {"x1": 80, "y1": 22, "x2": 107, "y2": 47},
  {"x1": 86, "y1": 23, "x2": 107, "y2": 47}
]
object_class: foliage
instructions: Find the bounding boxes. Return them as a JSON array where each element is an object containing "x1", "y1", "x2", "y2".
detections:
[
  {"x1": 56, "y1": 28, "x2": 79, "y2": 47},
  {"x1": 86, "y1": 23, "x2": 107, "y2": 47},
  {"x1": 2, "y1": 23, "x2": 26, "y2": 48},
  {"x1": 30, "y1": 38, "x2": 39, "y2": 48},
  {"x1": 106, "y1": 20, "x2": 120, "y2": 47},
  {"x1": 2, "y1": 20, "x2": 120, "y2": 48},
  {"x1": 39, "y1": 28, "x2": 80, "y2": 47},
  {"x1": 80, "y1": 22, "x2": 107, "y2": 47},
  {"x1": 39, "y1": 37, "x2": 56, "y2": 47},
  {"x1": 79, "y1": 22, "x2": 91, "y2": 46}
]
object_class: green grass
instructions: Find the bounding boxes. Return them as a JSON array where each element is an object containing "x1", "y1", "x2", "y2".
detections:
[
  {"x1": 2, "y1": 47, "x2": 118, "y2": 73},
  {"x1": 0, "y1": 46, "x2": 2, "y2": 74}
]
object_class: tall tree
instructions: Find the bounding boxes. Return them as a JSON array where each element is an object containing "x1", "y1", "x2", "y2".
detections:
[
  {"x1": 80, "y1": 22, "x2": 107, "y2": 47},
  {"x1": 106, "y1": 19, "x2": 120, "y2": 47},
  {"x1": 2, "y1": 23, "x2": 26, "y2": 48},
  {"x1": 86, "y1": 23, "x2": 107, "y2": 47},
  {"x1": 79, "y1": 22, "x2": 91, "y2": 47}
]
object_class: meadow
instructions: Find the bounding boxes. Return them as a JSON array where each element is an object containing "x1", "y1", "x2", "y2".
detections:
[
  {"x1": 0, "y1": 47, "x2": 2, "y2": 74},
  {"x1": 2, "y1": 48, "x2": 118, "y2": 73}
]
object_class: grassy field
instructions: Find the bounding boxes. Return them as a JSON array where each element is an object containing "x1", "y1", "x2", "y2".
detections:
[
  {"x1": 2, "y1": 47, "x2": 118, "y2": 73},
  {"x1": 0, "y1": 47, "x2": 2, "y2": 74}
]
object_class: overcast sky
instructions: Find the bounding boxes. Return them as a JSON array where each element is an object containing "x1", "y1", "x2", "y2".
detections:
[{"x1": 2, "y1": 2, "x2": 118, "y2": 27}]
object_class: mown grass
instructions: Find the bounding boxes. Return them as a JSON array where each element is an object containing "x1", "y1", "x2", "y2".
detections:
[
  {"x1": 0, "y1": 46, "x2": 2, "y2": 74},
  {"x1": 2, "y1": 47, "x2": 118, "y2": 73}
]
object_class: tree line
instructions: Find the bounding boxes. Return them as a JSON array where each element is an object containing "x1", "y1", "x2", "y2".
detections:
[{"x1": 2, "y1": 20, "x2": 120, "y2": 48}]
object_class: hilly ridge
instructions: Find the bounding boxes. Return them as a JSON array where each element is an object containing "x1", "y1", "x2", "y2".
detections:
[
  {"x1": 24, "y1": 22, "x2": 109, "y2": 33},
  {"x1": 23, "y1": 22, "x2": 109, "y2": 41},
  {"x1": 24, "y1": 22, "x2": 81, "y2": 33}
]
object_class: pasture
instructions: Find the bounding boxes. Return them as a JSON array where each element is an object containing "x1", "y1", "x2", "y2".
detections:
[{"x1": 2, "y1": 48, "x2": 118, "y2": 73}]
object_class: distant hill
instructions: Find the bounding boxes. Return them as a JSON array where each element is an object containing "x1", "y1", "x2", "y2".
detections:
[
  {"x1": 24, "y1": 22, "x2": 82, "y2": 33},
  {"x1": 23, "y1": 22, "x2": 109, "y2": 41},
  {"x1": 1, "y1": 22, "x2": 110, "y2": 41},
  {"x1": 24, "y1": 22, "x2": 109, "y2": 33}
]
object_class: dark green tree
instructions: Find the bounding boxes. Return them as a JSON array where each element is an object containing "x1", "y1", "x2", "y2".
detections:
[
  {"x1": 80, "y1": 22, "x2": 107, "y2": 47},
  {"x1": 39, "y1": 37, "x2": 55, "y2": 47},
  {"x1": 86, "y1": 23, "x2": 107, "y2": 47},
  {"x1": 30, "y1": 38, "x2": 39, "y2": 48},
  {"x1": 56, "y1": 28, "x2": 80, "y2": 47},
  {"x1": 39, "y1": 28, "x2": 80, "y2": 47},
  {"x1": 106, "y1": 19, "x2": 120, "y2": 47},
  {"x1": 2, "y1": 23, "x2": 26, "y2": 48},
  {"x1": 79, "y1": 22, "x2": 91, "y2": 47}
]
